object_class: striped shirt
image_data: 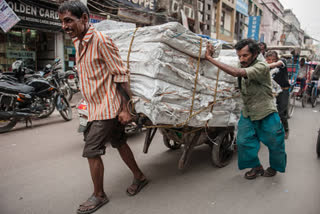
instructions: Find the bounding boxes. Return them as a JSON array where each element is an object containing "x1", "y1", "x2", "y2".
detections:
[{"x1": 73, "y1": 25, "x2": 129, "y2": 121}]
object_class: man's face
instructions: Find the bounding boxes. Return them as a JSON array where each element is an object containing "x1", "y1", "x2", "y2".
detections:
[
  {"x1": 266, "y1": 56, "x2": 277, "y2": 64},
  {"x1": 259, "y1": 44, "x2": 265, "y2": 54},
  {"x1": 236, "y1": 45, "x2": 257, "y2": 68},
  {"x1": 58, "y1": 11, "x2": 87, "y2": 38}
]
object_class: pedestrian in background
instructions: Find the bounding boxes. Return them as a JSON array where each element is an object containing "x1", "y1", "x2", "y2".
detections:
[
  {"x1": 205, "y1": 39, "x2": 287, "y2": 179},
  {"x1": 266, "y1": 51, "x2": 290, "y2": 139},
  {"x1": 58, "y1": 1, "x2": 148, "y2": 214}
]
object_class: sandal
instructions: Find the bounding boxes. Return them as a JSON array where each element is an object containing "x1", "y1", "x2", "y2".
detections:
[
  {"x1": 244, "y1": 165, "x2": 264, "y2": 180},
  {"x1": 77, "y1": 194, "x2": 109, "y2": 214},
  {"x1": 126, "y1": 178, "x2": 149, "y2": 196},
  {"x1": 263, "y1": 167, "x2": 277, "y2": 177}
]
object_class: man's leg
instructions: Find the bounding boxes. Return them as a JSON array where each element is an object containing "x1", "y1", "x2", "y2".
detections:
[
  {"x1": 277, "y1": 90, "x2": 289, "y2": 138},
  {"x1": 88, "y1": 157, "x2": 105, "y2": 197},
  {"x1": 111, "y1": 120, "x2": 148, "y2": 196},
  {"x1": 117, "y1": 143, "x2": 145, "y2": 180},
  {"x1": 259, "y1": 112, "x2": 286, "y2": 173},
  {"x1": 237, "y1": 113, "x2": 261, "y2": 170}
]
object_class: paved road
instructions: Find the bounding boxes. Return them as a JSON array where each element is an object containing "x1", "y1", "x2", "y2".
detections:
[{"x1": 0, "y1": 101, "x2": 320, "y2": 214}]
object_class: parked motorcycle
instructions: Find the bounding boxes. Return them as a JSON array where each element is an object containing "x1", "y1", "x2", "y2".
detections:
[
  {"x1": 76, "y1": 98, "x2": 141, "y2": 135},
  {"x1": 0, "y1": 60, "x2": 73, "y2": 133},
  {"x1": 43, "y1": 59, "x2": 73, "y2": 102},
  {"x1": 65, "y1": 66, "x2": 80, "y2": 97}
]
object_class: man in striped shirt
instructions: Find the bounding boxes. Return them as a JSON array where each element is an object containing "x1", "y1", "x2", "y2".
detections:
[{"x1": 58, "y1": 1, "x2": 148, "y2": 214}]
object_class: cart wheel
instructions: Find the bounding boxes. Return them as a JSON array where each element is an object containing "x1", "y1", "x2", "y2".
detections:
[
  {"x1": 211, "y1": 131, "x2": 234, "y2": 168},
  {"x1": 163, "y1": 135, "x2": 181, "y2": 150},
  {"x1": 288, "y1": 92, "x2": 295, "y2": 118}
]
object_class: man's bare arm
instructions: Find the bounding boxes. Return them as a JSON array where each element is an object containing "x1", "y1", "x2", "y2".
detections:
[
  {"x1": 268, "y1": 61, "x2": 284, "y2": 69},
  {"x1": 116, "y1": 82, "x2": 132, "y2": 124},
  {"x1": 205, "y1": 43, "x2": 247, "y2": 77}
]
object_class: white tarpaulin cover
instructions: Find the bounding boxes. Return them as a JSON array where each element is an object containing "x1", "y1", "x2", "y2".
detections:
[{"x1": 95, "y1": 21, "x2": 242, "y2": 127}]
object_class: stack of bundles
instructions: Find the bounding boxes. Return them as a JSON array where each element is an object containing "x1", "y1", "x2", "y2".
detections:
[{"x1": 96, "y1": 21, "x2": 242, "y2": 127}]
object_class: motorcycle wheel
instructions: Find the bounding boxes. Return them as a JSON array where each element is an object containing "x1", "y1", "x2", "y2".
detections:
[
  {"x1": 0, "y1": 117, "x2": 18, "y2": 133},
  {"x1": 57, "y1": 96, "x2": 73, "y2": 121},
  {"x1": 38, "y1": 97, "x2": 55, "y2": 119}
]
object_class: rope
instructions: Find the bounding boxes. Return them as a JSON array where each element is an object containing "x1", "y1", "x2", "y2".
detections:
[
  {"x1": 127, "y1": 27, "x2": 139, "y2": 86},
  {"x1": 188, "y1": 37, "x2": 202, "y2": 121},
  {"x1": 205, "y1": 68, "x2": 221, "y2": 127},
  {"x1": 126, "y1": 28, "x2": 139, "y2": 116}
]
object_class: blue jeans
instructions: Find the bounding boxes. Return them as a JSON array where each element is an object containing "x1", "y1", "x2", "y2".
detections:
[{"x1": 237, "y1": 112, "x2": 286, "y2": 172}]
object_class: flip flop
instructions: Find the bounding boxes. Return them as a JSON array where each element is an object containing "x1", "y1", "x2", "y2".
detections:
[
  {"x1": 126, "y1": 178, "x2": 149, "y2": 196},
  {"x1": 77, "y1": 195, "x2": 109, "y2": 214}
]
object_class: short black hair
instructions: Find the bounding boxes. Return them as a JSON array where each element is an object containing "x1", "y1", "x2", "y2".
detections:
[
  {"x1": 265, "y1": 50, "x2": 279, "y2": 60},
  {"x1": 234, "y1": 39, "x2": 260, "y2": 56},
  {"x1": 259, "y1": 42, "x2": 267, "y2": 49},
  {"x1": 58, "y1": 0, "x2": 90, "y2": 19}
]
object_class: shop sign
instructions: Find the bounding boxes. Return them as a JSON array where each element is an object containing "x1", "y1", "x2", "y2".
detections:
[
  {"x1": 116, "y1": 0, "x2": 157, "y2": 11},
  {"x1": 0, "y1": 0, "x2": 20, "y2": 32},
  {"x1": 6, "y1": 0, "x2": 61, "y2": 30},
  {"x1": 6, "y1": 50, "x2": 36, "y2": 60},
  {"x1": 247, "y1": 16, "x2": 261, "y2": 41},
  {"x1": 90, "y1": 14, "x2": 106, "y2": 24},
  {"x1": 236, "y1": 0, "x2": 248, "y2": 16},
  {"x1": 118, "y1": 8, "x2": 151, "y2": 24}
]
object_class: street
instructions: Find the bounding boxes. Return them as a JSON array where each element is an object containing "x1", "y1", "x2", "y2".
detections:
[{"x1": 0, "y1": 101, "x2": 320, "y2": 214}]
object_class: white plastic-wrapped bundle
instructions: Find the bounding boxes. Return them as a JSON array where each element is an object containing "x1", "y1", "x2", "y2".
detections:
[
  {"x1": 97, "y1": 21, "x2": 241, "y2": 127},
  {"x1": 101, "y1": 22, "x2": 222, "y2": 59}
]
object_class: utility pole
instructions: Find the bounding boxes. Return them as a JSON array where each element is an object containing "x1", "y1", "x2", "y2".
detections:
[{"x1": 193, "y1": 0, "x2": 200, "y2": 34}]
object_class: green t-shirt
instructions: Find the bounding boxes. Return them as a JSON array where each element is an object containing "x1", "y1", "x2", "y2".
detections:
[{"x1": 240, "y1": 59, "x2": 277, "y2": 121}]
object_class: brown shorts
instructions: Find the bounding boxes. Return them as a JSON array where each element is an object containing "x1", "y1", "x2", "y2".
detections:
[{"x1": 82, "y1": 118, "x2": 127, "y2": 158}]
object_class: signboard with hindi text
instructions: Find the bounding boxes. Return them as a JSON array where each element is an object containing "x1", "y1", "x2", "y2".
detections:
[
  {"x1": 247, "y1": 16, "x2": 261, "y2": 41},
  {"x1": 0, "y1": 0, "x2": 20, "y2": 32}
]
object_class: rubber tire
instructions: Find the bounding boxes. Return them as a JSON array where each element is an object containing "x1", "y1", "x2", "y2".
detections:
[
  {"x1": 301, "y1": 91, "x2": 308, "y2": 108},
  {"x1": 311, "y1": 87, "x2": 317, "y2": 108},
  {"x1": 0, "y1": 118, "x2": 18, "y2": 133},
  {"x1": 288, "y1": 92, "x2": 295, "y2": 119},
  {"x1": 57, "y1": 96, "x2": 73, "y2": 121},
  {"x1": 163, "y1": 135, "x2": 181, "y2": 150},
  {"x1": 60, "y1": 80, "x2": 73, "y2": 101},
  {"x1": 211, "y1": 131, "x2": 234, "y2": 168},
  {"x1": 38, "y1": 97, "x2": 55, "y2": 119},
  {"x1": 317, "y1": 129, "x2": 320, "y2": 157}
]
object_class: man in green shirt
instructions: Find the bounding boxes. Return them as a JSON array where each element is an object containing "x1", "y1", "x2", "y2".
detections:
[{"x1": 205, "y1": 39, "x2": 286, "y2": 179}]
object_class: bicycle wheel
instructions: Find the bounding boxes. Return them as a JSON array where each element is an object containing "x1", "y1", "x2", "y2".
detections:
[
  {"x1": 288, "y1": 92, "x2": 295, "y2": 118},
  {"x1": 317, "y1": 129, "x2": 320, "y2": 157},
  {"x1": 301, "y1": 91, "x2": 308, "y2": 108},
  {"x1": 310, "y1": 87, "x2": 317, "y2": 107}
]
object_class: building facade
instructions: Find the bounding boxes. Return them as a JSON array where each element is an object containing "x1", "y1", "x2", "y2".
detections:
[
  {"x1": 0, "y1": 0, "x2": 107, "y2": 73},
  {"x1": 283, "y1": 9, "x2": 304, "y2": 46},
  {"x1": 259, "y1": 0, "x2": 284, "y2": 46}
]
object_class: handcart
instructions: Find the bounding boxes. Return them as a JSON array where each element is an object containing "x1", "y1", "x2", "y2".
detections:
[{"x1": 141, "y1": 120, "x2": 236, "y2": 170}]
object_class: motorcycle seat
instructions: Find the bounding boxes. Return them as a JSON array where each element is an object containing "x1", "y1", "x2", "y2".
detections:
[{"x1": 0, "y1": 80, "x2": 34, "y2": 95}]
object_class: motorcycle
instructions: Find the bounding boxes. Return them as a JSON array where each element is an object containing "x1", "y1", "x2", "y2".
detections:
[
  {"x1": 65, "y1": 66, "x2": 80, "y2": 99},
  {"x1": 76, "y1": 98, "x2": 141, "y2": 135},
  {"x1": 0, "y1": 60, "x2": 73, "y2": 133},
  {"x1": 42, "y1": 60, "x2": 73, "y2": 102}
]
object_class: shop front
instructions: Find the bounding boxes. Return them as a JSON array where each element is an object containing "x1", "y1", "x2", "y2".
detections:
[{"x1": 0, "y1": 0, "x2": 64, "y2": 73}]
